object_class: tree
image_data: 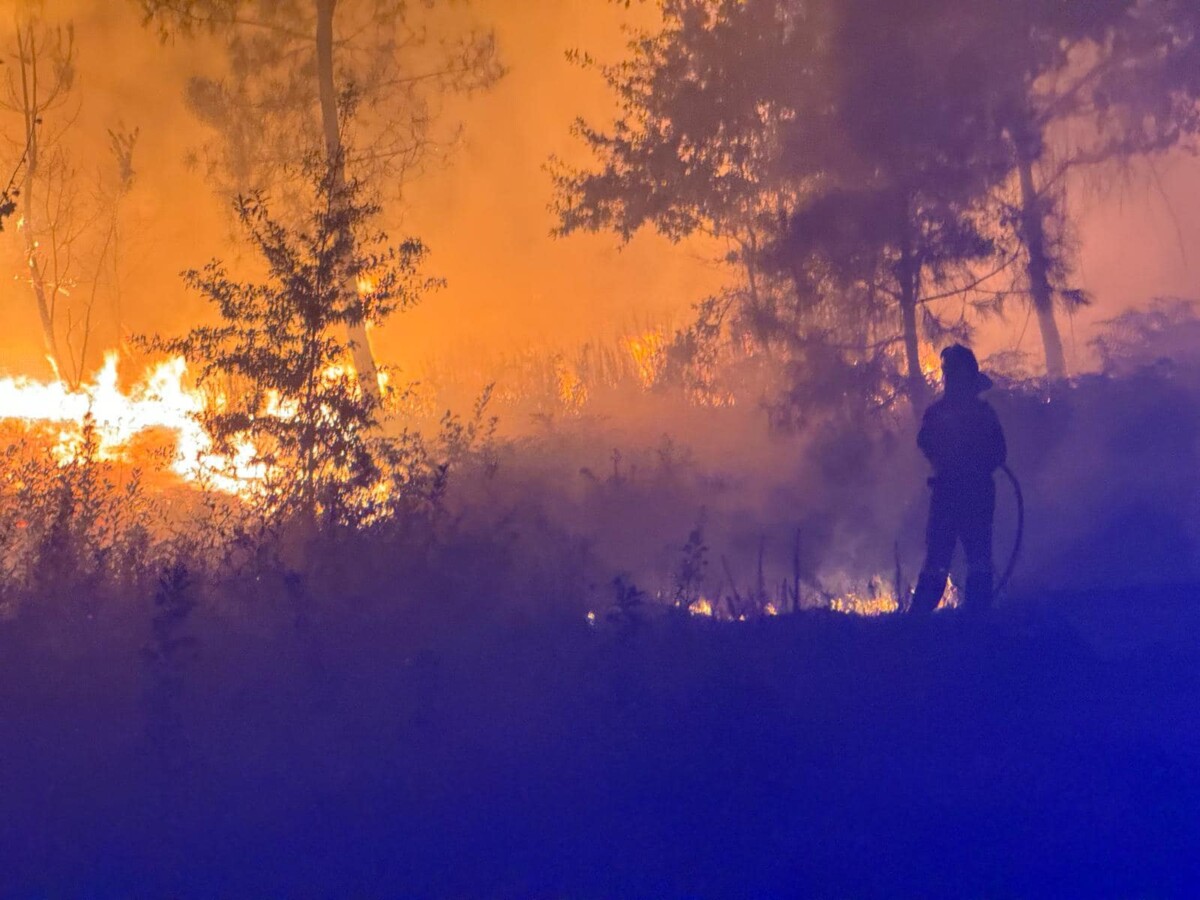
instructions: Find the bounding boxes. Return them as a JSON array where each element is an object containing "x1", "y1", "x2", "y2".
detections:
[
  {"x1": 1, "y1": 8, "x2": 140, "y2": 386},
  {"x1": 554, "y1": 0, "x2": 1001, "y2": 415},
  {"x1": 2, "y1": 10, "x2": 75, "y2": 378},
  {"x1": 774, "y1": 0, "x2": 1004, "y2": 406},
  {"x1": 960, "y1": 0, "x2": 1200, "y2": 377},
  {"x1": 559, "y1": 0, "x2": 1200, "y2": 390},
  {"x1": 138, "y1": 0, "x2": 504, "y2": 399},
  {"x1": 555, "y1": 0, "x2": 861, "y2": 418},
  {"x1": 150, "y1": 157, "x2": 439, "y2": 524}
]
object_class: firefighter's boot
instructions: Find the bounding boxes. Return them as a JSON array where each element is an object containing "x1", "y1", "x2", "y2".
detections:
[{"x1": 909, "y1": 569, "x2": 948, "y2": 616}]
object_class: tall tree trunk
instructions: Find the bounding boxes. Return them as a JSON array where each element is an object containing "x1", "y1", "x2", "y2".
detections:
[
  {"x1": 17, "y1": 27, "x2": 63, "y2": 380},
  {"x1": 315, "y1": 0, "x2": 381, "y2": 403},
  {"x1": 22, "y1": 168, "x2": 62, "y2": 380},
  {"x1": 1015, "y1": 140, "x2": 1067, "y2": 380},
  {"x1": 897, "y1": 194, "x2": 927, "y2": 412}
]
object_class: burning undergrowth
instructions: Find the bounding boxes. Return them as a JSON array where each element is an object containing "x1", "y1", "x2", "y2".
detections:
[
  {"x1": 0, "y1": 299, "x2": 1195, "y2": 634},
  {"x1": 0, "y1": 163, "x2": 1196, "y2": 632}
]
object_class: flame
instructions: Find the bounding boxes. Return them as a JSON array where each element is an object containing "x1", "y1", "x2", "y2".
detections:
[
  {"x1": 826, "y1": 576, "x2": 962, "y2": 616},
  {"x1": 554, "y1": 356, "x2": 588, "y2": 411},
  {"x1": 677, "y1": 577, "x2": 961, "y2": 620},
  {"x1": 920, "y1": 344, "x2": 941, "y2": 382},
  {"x1": 0, "y1": 351, "x2": 403, "y2": 497},
  {"x1": 626, "y1": 329, "x2": 665, "y2": 388},
  {"x1": 827, "y1": 590, "x2": 900, "y2": 617},
  {"x1": 0, "y1": 351, "x2": 262, "y2": 493}
]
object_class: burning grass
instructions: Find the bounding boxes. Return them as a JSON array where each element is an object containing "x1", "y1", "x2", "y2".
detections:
[{"x1": 1, "y1": 301, "x2": 1197, "y2": 628}]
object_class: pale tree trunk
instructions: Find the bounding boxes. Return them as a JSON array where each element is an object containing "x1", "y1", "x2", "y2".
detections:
[
  {"x1": 22, "y1": 164, "x2": 62, "y2": 379},
  {"x1": 1015, "y1": 140, "x2": 1067, "y2": 380},
  {"x1": 897, "y1": 194, "x2": 928, "y2": 413},
  {"x1": 315, "y1": 0, "x2": 381, "y2": 403},
  {"x1": 16, "y1": 25, "x2": 63, "y2": 380}
]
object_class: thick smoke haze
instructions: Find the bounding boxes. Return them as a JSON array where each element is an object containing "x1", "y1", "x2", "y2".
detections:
[
  {"x1": 1074, "y1": 157, "x2": 1200, "y2": 334},
  {"x1": 0, "y1": 1, "x2": 728, "y2": 384},
  {"x1": 1, "y1": 7, "x2": 1199, "y2": 895},
  {"x1": 1, "y1": 0, "x2": 1194, "y2": 387}
]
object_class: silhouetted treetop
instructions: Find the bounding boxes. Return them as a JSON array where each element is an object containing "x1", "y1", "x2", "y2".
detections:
[
  {"x1": 139, "y1": 0, "x2": 505, "y2": 198},
  {"x1": 556, "y1": 0, "x2": 1200, "y2": 383}
]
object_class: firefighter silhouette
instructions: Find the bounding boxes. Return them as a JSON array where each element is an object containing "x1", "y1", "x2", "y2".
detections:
[{"x1": 910, "y1": 344, "x2": 1006, "y2": 615}]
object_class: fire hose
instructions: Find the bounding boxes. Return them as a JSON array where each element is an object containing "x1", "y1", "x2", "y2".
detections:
[{"x1": 996, "y1": 463, "x2": 1024, "y2": 595}]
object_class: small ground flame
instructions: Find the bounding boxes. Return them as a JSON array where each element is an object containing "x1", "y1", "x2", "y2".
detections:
[{"x1": 626, "y1": 329, "x2": 666, "y2": 388}]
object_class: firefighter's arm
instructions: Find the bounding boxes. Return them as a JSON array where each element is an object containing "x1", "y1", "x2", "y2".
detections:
[{"x1": 917, "y1": 407, "x2": 939, "y2": 464}]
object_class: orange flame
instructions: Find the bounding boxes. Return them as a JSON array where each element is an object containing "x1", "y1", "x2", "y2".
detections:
[{"x1": 0, "y1": 351, "x2": 264, "y2": 493}]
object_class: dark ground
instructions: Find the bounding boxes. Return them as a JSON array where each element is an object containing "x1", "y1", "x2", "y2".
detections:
[{"x1": 2, "y1": 585, "x2": 1199, "y2": 898}]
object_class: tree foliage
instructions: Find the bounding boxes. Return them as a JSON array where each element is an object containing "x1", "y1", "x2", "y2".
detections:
[
  {"x1": 139, "y1": 0, "x2": 504, "y2": 201},
  {"x1": 556, "y1": 0, "x2": 1200, "y2": 395},
  {"x1": 150, "y1": 158, "x2": 443, "y2": 525},
  {"x1": 553, "y1": 0, "x2": 1004, "y2": 416},
  {"x1": 960, "y1": 0, "x2": 1200, "y2": 377}
]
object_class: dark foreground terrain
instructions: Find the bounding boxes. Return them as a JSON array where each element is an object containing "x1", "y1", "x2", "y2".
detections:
[{"x1": 2, "y1": 585, "x2": 1199, "y2": 898}]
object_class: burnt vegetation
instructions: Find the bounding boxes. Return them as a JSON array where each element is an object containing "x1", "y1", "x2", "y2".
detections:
[{"x1": 1, "y1": 0, "x2": 1200, "y2": 896}]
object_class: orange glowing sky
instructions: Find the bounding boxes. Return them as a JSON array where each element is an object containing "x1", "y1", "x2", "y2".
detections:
[{"x1": 0, "y1": 0, "x2": 1197, "y2": 381}]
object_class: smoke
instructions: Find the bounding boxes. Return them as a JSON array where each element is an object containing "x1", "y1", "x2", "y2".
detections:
[
  {"x1": 0, "y1": 0, "x2": 1194, "y2": 608},
  {"x1": 0, "y1": 2, "x2": 1193, "y2": 384},
  {"x1": 0, "y1": 1, "x2": 727, "y2": 382}
]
